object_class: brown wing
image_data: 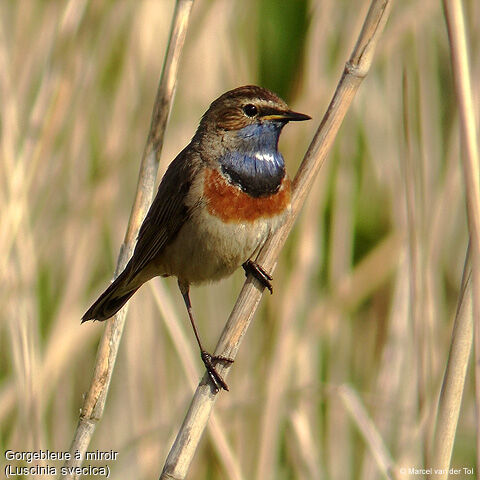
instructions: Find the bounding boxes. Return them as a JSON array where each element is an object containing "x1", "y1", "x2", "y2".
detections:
[{"x1": 126, "y1": 146, "x2": 201, "y2": 280}]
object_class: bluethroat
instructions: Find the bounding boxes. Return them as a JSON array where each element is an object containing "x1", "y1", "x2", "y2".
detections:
[{"x1": 83, "y1": 85, "x2": 310, "y2": 392}]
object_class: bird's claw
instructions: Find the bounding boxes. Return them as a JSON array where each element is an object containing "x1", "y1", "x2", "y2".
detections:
[
  {"x1": 201, "y1": 350, "x2": 234, "y2": 393},
  {"x1": 242, "y1": 260, "x2": 273, "y2": 294}
]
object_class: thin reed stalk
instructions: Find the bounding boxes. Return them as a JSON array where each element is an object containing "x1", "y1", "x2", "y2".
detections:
[
  {"x1": 338, "y1": 385, "x2": 395, "y2": 479},
  {"x1": 61, "y1": 1, "x2": 195, "y2": 477},
  {"x1": 430, "y1": 248, "x2": 473, "y2": 479},
  {"x1": 160, "y1": 1, "x2": 393, "y2": 478},
  {"x1": 431, "y1": 0, "x2": 479, "y2": 474}
]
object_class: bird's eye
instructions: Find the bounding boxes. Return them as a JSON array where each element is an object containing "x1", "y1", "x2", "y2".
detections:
[{"x1": 243, "y1": 104, "x2": 258, "y2": 117}]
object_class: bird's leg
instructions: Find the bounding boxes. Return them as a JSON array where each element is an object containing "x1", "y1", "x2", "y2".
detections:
[
  {"x1": 178, "y1": 280, "x2": 233, "y2": 393},
  {"x1": 242, "y1": 259, "x2": 273, "y2": 294}
]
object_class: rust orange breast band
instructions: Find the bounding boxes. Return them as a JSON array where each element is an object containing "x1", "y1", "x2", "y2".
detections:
[{"x1": 204, "y1": 168, "x2": 291, "y2": 223}]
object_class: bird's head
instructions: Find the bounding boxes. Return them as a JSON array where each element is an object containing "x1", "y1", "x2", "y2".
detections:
[{"x1": 196, "y1": 85, "x2": 310, "y2": 151}]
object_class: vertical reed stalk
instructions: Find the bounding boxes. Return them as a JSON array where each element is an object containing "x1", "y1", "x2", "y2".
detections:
[
  {"x1": 61, "y1": 1, "x2": 195, "y2": 477},
  {"x1": 435, "y1": 0, "x2": 479, "y2": 474}
]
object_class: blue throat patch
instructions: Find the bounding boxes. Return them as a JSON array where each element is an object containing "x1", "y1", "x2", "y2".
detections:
[{"x1": 219, "y1": 122, "x2": 286, "y2": 198}]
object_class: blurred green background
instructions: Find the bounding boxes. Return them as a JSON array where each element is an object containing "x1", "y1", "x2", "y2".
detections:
[{"x1": 1, "y1": 0, "x2": 478, "y2": 479}]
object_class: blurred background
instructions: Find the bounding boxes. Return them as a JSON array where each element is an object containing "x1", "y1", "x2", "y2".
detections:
[{"x1": 1, "y1": 0, "x2": 478, "y2": 479}]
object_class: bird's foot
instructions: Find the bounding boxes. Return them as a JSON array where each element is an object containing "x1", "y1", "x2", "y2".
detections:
[
  {"x1": 242, "y1": 260, "x2": 273, "y2": 294},
  {"x1": 200, "y1": 350, "x2": 234, "y2": 393}
]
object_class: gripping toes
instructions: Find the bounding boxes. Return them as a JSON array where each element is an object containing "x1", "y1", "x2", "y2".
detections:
[
  {"x1": 201, "y1": 351, "x2": 234, "y2": 393},
  {"x1": 242, "y1": 260, "x2": 273, "y2": 294}
]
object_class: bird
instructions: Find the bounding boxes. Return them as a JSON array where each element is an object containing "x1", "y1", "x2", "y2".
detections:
[{"x1": 82, "y1": 85, "x2": 310, "y2": 392}]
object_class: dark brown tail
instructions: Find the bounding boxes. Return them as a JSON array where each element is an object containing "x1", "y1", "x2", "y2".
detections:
[{"x1": 82, "y1": 270, "x2": 139, "y2": 322}]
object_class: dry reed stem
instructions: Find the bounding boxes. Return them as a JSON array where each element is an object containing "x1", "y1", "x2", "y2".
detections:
[
  {"x1": 442, "y1": 0, "x2": 480, "y2": 472},
  {"x1": 160, "y1": 1, "x2": 393, "y2": 478},
  {"x1": 430, "y1": 249, "x2": 472, "y2": 480},
  {"x1": 61, "y1": 1, "x2": 195, "y2": 477},
  {"x1": 337, "y1": 384, "x2": 395, "y2": 479},
  {"x1": 401, "y1": 68, "x2": 431, "y2": 465}
]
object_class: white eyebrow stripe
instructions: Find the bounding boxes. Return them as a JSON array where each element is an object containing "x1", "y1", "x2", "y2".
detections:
[{"x1": 254, "y1": 152, "x2": 276, "y2": 163}]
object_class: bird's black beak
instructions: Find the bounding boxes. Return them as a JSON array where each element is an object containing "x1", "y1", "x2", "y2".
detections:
[{"x1": 262, "y1": 110, "x2": 311, "y2": 122}]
